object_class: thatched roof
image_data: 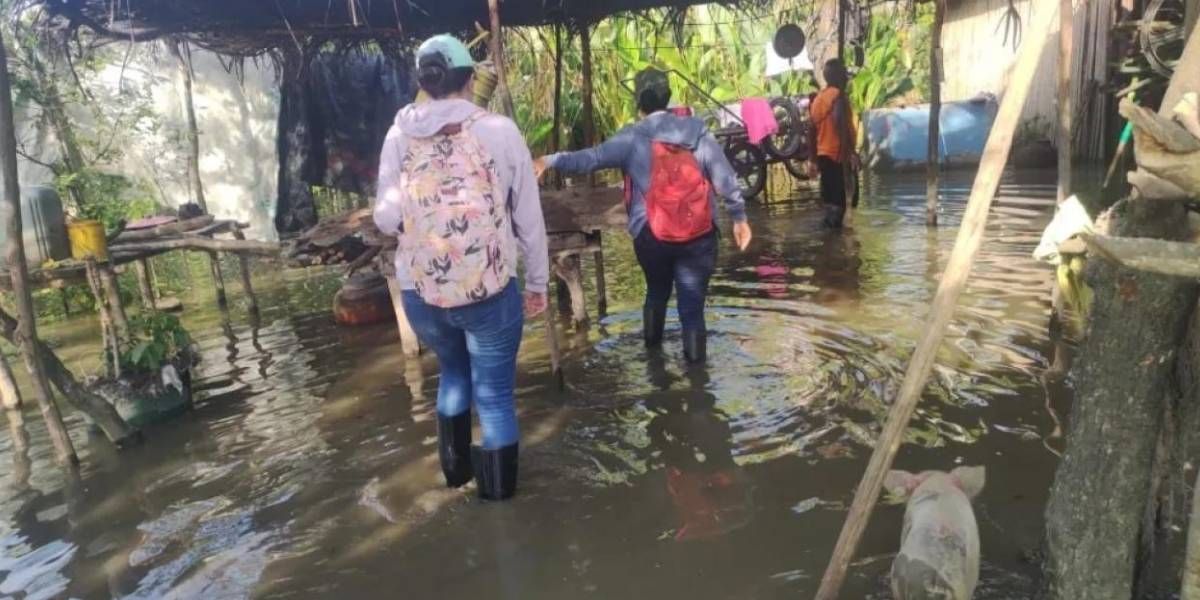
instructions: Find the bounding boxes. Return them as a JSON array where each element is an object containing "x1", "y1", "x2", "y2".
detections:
[{"x1": 28, "y1": 0, "x2": 751, "y2": 54}]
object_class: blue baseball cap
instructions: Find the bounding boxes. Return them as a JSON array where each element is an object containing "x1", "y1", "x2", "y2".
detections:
[{"x1": 417, "y1": 34, "x2": 475, "y2": 69}]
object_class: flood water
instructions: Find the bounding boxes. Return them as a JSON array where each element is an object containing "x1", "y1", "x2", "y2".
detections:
[{"x1": 0, "y1": 170, "x2": 1072, "y2": 599}]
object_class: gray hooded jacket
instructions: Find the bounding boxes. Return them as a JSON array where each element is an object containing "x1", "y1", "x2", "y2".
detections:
[{"x1": 545, "y1": 111, "x2": 748, "y2": 238}]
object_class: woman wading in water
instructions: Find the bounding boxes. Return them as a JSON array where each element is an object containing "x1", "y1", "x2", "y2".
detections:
[{"x1": 374, "y1": 34, "x2": 549, "y2": 500}]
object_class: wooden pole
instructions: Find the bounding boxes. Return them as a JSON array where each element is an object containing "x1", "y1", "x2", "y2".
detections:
[
  {"x1": 486, "y1": 0, "x2": 515, "y2": 118},
  {"x1": 208, "y1": 252, "x2": 227, "y2": 308},
  {"x1": 0, "y1": 352, "x2": 21, "y2": 410},
  {"x1": 1057, "y1": 0, "x2": 1074, "y2": 203},
  {"x1": 926, "y1": 0, "x2": 945, "y2": 227},
  {"x1": 581, "y1": 24, "x2": 597, "y2": 189},
  {"x1": 134, "y1": 259, "x2": 156, "y2": 309},
  {"x1": 837, "y1": 0, "x2": 847, "y2": 61},
  {"x1": 169, "y1": 39, "x2": 207, "y2": 213},
  {"x1": 813, "y1": 0, "x2": 1060, "y2": 596},
  {"x1": 98, "y1": 265, "x2": 129, "y2": 334},
  {"x1": 1184, "y1": 471, "x2": 1200, "y2": 600},
  {"x1": 232, "y1": 231, "x2": 260, "y2": 314},
  {"x1": 85, "y1": 260, "x2": 120, "y2": 379},
  {"x1": 552, "y1": 24, "x2": 564, "y2": 157},
  {"x1": 0, "y1": 30, "x2": 77, "y2": 466}
]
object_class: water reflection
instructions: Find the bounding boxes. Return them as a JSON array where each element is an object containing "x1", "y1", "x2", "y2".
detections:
[{"x1": 0, "y1": 171, "x2": 1069, "y2": 598}]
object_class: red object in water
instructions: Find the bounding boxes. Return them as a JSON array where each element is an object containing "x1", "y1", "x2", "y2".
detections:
[
  {"x1": 333, "y1": 276, "x2": 395, "y2": 326},
  {"x1": 666, "y1": 467, "x2": 752, "y2": 541}
]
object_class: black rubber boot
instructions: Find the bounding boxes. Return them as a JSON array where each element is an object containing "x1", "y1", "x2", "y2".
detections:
[
  {"x1": 437, "y1": 412, "x2": 473, "y2": 488},
  {"x1": 471, "y1": 443, "x2": 519, "y2": 501},
  {"x1": 644, "y1": 305, "x2": 667, "y2": 348},
  {"x1": 683, "y1": 329, "x2": 707, "y2": 364}
]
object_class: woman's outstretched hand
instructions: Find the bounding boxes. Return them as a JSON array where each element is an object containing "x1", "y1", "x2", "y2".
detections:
[
  {"x1": 533, "y1": 157, "x2": 549, "y2": 182},
  {"x1": 733, "y1": 221, "x2": 753, "y2": 251},
  {"x1": 523, "y1": 291, "x2": 548, "y2": 318}
]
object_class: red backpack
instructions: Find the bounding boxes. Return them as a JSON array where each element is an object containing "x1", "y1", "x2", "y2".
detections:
[{"x1": 626, "y1": 141, "x2": 713, "y2": 243}]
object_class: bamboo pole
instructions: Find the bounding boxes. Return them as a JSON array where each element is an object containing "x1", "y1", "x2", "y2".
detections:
[
  {"x1": 926, "y1": 0, "x2": 945, "y2": 227},
  {"x1": 552, "y1": 24, "x2": 563, "y2": 158},
  {"x1": 486, "y1": 0, "x2": 515, "y2": 118},
  {"x1": 208, "y1": 251, "x2": 227, "y2": 308},
  {"x1": 98, "y1": 265, "x2": 129, "y2": 334},
  {"x1": 0, "y1": 31, "x2": 77, "y2": 466},
  {"x1": 1057, "y1": 0, "x2": 1074, "y2": 203},
  {"x1": 837, "y1": 0, "x2": 846, "y2": 60},
  {"x1": 813, "y1": 0, "x2": 1060, "y2": 596}
]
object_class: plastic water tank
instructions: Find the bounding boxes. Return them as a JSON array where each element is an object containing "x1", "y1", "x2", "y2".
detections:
[{"x1": 0, "y1": 186, "x2": 70, "y2": 269}]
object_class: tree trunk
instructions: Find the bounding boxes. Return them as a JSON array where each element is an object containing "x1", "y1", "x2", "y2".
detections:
[
  {"x1": 1044, "y1": 199, "x2": 1199, "y2": 599},
  {"x1": 0, "y1": 32, "x2": 77, "y2": 465},
  {"x1": 24, "y1": 44, "x2": 86, "y2": 206},
  {"x1": 0, "y1": 308, "x2": 137, "y2": 445},
  {"x1": 169, "y1": 39, "x2": 207, "y2": 213}
]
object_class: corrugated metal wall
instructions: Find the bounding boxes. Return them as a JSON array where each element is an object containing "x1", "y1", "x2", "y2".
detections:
[{"x1": 942, "y1": 0, "x2": 1113, "y2": 160}]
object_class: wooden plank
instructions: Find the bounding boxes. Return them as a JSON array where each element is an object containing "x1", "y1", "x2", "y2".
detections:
[
  {"x1": 113, "y1": 215, "x2": 214, "y2": 241},
  {"x1": 540, "y1": 186, "x2": 627, "y2": 233},
  {"x1": 1058, "y1": 0, "x2": 1074, "y2": 204},
  {"x1": 927, "y1": 0, "x2": 944, "y2": 226},
  {"x1": 814, "y1": 0, "x2": 1062, "y2": 595}
]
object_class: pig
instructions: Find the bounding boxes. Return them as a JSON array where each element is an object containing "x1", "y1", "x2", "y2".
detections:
[{"x1": 884, "y1": 466, "x2": 986, "y2": 600}]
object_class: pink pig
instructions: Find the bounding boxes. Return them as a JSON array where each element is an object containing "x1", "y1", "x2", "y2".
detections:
[{"x1": 884, "y1": 466, "x2": 986, "y2": 600}]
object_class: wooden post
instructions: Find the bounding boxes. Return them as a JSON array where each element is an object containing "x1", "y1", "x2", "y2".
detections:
[
  {"x1": 208, "y1": 252, "x2": 227, "y2": 307},
  {"x1": 813, "y1": 0, "x2": 1060, "y2": 596},
  {"x1": 384, "y1": 275, "x2": 421, "y2": 356},
  {"x1": 1184, "y1": 471, "x2": 1200, "y2": 600},
  {"x1": 0, "y1": 352, "x2": 21, "y2": 410},
  {"x1": 580, "y1": 24, "x2": 597, "y2": 151},
  {"x1": 135, "y1": 259, "x2": 156, "y2": 309},
  {"x1": 169, "y1": 39, "x2": 207, "y2": 213},
  {"x1": 552, "y1": 23, "x2": 564, "y2": 189},
  {"x1": 85, "y1": 260, "x2": 121, "y2": 379},
  {"x1": 926, "y1": 0, "x2": 945, "y2": 227},
  {"x1": 232, "y1": 231, "x2": 260, "y2": 314},
  {"x1": 1057, "y1": 0, "x2": 1074, "y2": 203},
  {"x1": 98, "y1": 265, "x2": 129, "y2": 334},
  {"x1": 544, "y1": 301, "x2": 564, "y2": 391},
  {"x1": 486, "y1": 0, "x2": 516, "y2": 118},
  {"x1": 837, "y1": 0, "x2": 847, "y2": 61},
  {"x1": 592, "y1": 232, "x2": 607, "y2": 317},
  {"x1": 0, "y1": 30, "x2": 77, "y2": 465},
  {"x1": 553, "y1": 254, "x2": 589, "y2": 327}
]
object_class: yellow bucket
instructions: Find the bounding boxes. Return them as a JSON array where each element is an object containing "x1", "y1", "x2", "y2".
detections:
[{"x1": 67, "y1": 220, "x2": 108, "y2": 261}]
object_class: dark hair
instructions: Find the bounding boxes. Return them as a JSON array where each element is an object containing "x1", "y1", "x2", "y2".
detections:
[
  {"x1": 823, "y1": 59, "x2": 849, "y2": 89},
  {"x1": 637, "y1": 88, "x2": 671, "y2": 115},
  {"x1": 417, "y1": 54, "x2": 474, "y2": 99}
]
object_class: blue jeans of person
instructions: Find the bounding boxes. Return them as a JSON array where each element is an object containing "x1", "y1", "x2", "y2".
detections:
[
  {"x1": 401, "y1": 280, "x2": 524, "y2": 449},
  {"x1": 633, "y1": 227, "x2": 718, "y2": 334}
]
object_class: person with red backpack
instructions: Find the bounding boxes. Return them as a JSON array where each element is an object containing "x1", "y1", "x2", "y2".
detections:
[
  {"x1": 374, "y1": 35, "x2": 549, "y2": 501},
  {"x1": 534, "y1": 68, "x2": 752, "y2": 364}
]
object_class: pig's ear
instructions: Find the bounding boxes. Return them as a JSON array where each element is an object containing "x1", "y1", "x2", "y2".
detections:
[
  {"x1": 952, "y1": 466, "x2": 986, "y2": 499},
  {"x1": 884, "y1": 470, "x2": 916, "y2": 500}
]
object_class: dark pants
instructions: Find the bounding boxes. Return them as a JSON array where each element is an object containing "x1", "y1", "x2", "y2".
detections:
[
  {"x1": 817, "y1": 156, "x2": 858, "y2": 228},
  {"x1": 633, "y1": 227, "x2": 718, "y2": 334}
]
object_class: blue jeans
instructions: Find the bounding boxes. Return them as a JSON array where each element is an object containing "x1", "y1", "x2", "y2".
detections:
[
  {"x1": 402, "y1": 280, "x2": 524, "y2": 449},
  {"x1": 633, "y1": 227, "x2": 718, "y2": 334}
]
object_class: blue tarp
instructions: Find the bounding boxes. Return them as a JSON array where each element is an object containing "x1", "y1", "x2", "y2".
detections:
[{"x1": 863, "y1": 94, "x2": 999, "y2": 171}]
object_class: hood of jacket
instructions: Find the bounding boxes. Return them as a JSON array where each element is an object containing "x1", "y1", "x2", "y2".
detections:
[
  {"x1": 394, "y1": 98, "x2": 482, "y2": 138},
  {"x1": 631, "y1": 111, "x2": 709, "y2": 150}
]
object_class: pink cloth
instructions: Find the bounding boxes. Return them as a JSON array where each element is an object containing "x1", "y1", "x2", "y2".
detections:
[{"x1": 741, "y1": 98, "x2": 779, "y2": 146}]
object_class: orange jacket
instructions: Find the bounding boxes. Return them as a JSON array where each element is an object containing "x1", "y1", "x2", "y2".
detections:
[{"x1": 810, "y1": 87, "x2": 856, "y2": 163}]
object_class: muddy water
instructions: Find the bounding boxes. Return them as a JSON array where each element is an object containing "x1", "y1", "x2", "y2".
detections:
[{"x1": 0, "y1": 170, "x2": 1069, "y2": 599}]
